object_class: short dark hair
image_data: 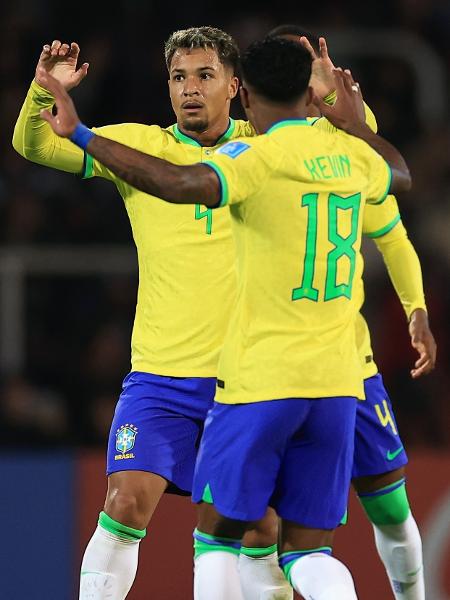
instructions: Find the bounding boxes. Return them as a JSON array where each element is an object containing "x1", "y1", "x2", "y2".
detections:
[
  {"x1": 240, "y1": 36, "x2": 312, "y2": 103},
  {"x1": 268, "y1": 24, "x2": 320, "y2": 53},
  {"x1": 165, "y1": 26, "x2": 239, "y2": 74}
]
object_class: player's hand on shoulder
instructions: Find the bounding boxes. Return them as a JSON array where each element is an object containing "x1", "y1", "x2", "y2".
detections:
[
  {"x1": 409, "y1": 308, "x2": 437, "y2": 378},
  {"x1": 35, "y1": 40, "x2": 89, "y2": 92}
]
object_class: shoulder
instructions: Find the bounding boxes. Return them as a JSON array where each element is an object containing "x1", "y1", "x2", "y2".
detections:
[
  {"x1": 232, "y1": 119, "x2": 257, "y2": 138},
  {"x1": 92, "y1": 123, "x2": 167, "y2": 148}
]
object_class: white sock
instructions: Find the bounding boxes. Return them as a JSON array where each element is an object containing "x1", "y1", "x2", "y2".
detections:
[
  {"x1": 239, "y1": 552, "x2": 293, "y2": 600},
  {"x1": 289, "y1": 553, "x2": 358, "y2": 600},
  {"x1": 194, "y1": 552, "x2": 244, "y2": 600},
  {"x1": 373, "y1": 512, "x2": 425, "y2": 599},
  {"x1": 79, "y1": 525, "x2": 140, "y2": 599}
]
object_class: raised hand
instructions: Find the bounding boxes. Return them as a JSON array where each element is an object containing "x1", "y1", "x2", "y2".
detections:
[
  {"x1": 38, "y1": 68, "x2": 81, "y2": 137},
  {"x1": 313, "y1": 68, "x2": 366, "y2": 133},
  {"x1": 35, "y1": 40, "x2": 89, "y2": 92},
  {"x1": 408, "y1": 309, "x2": 437, "y2": 378},
  {"x1": 299, "y1": 36, "x2": 336, "y2": 99}
]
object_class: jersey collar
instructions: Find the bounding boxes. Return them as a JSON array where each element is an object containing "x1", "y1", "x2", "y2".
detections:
[
  {"x1": 266, "y1": 119, "x2": 311, "y2": 135},
  {"x1": 173, "y1": 118, "x2": 235, "y2": 147}
]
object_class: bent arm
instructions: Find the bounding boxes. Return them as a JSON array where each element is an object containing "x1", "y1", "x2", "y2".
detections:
[
  {"x1": 373, "y1": 221, "x2": 426, "y2": 319},
  {"x1": 12, "y1": 81, "x2": 84, "y2": 173},
  {"x1": 85, "y1": 134, "x2": 221, "y2": 206}
]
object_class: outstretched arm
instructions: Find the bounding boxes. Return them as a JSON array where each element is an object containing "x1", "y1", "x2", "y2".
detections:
[{"x1": 38, "y1": 68, "x2": 220, "y2": 206}]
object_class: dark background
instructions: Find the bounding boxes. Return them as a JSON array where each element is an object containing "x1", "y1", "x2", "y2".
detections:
[{"x1": 1, "y1": 0, "x2": 449, "y2": 449}]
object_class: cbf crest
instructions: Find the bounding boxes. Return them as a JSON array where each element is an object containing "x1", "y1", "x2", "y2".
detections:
[{"x1": 115, "y1": 424, "x2": 138, "y2": 461}]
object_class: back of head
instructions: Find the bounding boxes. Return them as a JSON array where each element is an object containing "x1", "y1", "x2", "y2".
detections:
[
  {"x1": 164, "y1": 26, "x2": 239, "y2": 74},
  {"x1": 240, "y1": 36, "x2": 312, "y2": 103},
  {"x1": 268, "y1": 24, "x2": 320, "y2": 53}
]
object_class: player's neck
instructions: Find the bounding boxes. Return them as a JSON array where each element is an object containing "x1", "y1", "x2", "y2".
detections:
[{"x1": 178, "y1": 116, "x2": 231, "y2": 147}]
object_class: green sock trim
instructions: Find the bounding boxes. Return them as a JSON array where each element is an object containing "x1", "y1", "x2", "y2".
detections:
[
  {"x1": 98, "y1": 511, "x2": 146, "y2": 541},
  {"x1": 193, "y1": 528, "x2": 241, "y2": 558},
  {"x1": 240, "y1": 544, "x2": 278, "y2": 558},
  {"x1": 359, "y1": 483, "x2": 411, "y2": 526},
  {"x1": 280, "y1": 547, "x2": 332, "y2": 585}
]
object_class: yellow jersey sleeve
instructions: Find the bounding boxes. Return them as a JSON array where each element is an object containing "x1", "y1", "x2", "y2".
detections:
[
  {"x1": 373, "y1": 221, "x2": 427, "y2": 319},
  {"x1": 81, "y1": 123, "x2": 166, "y2": 182},
  {"x1": 12, "y1": 80, "x2": 84, "y2": 173},
  {"x1": 363, "y1": 195, "x2": 401, "y2": 237},
  {"x1": 204, "y1": 137, "x2": 281, "y2": 207}
]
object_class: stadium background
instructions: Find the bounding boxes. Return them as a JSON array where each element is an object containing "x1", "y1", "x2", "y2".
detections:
[{"x1": 0, "y1": 0, "x2": 449, "y2": 598}]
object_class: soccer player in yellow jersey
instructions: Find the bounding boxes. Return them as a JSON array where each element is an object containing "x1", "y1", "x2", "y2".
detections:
[
  {"x1": 267, "y1": 26, "x2": 436, "y2": 600},
  {"x1": 13, "y1": 27, "x2": 284, "y2": 600},
  {"x1": 36, "y1": 36, "x2": 413, "y2": 599}
]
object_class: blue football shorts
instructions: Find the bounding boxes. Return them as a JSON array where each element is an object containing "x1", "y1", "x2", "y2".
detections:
[
  {"x1": 352, "y1": 373, "x2": 408, "y2": 479},
  {"x1": 192, "y1": 396, "x2": 357, "y2": 529},
  {"x1": 106, "y1": 371, "x2": 216, "y2": 494}
]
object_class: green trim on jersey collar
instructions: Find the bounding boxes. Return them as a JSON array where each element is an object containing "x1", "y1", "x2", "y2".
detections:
[
  {"x1": 366, "y1": 213, "x2": 401, "y2": 239},
  {"x1": 266, "y1": 119, "x2": 311, "y2": 135},
  {"x1": 173, "y1": 118, "x2": 235, "y2": 147}
]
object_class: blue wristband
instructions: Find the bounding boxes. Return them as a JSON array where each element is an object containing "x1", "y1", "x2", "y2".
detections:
[{"x1": 70, "y1": 123, "x2": 95, "y2": 150}]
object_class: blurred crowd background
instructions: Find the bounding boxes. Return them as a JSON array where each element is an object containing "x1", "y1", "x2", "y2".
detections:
[{"x1": 0, "y1": 0, "x2": 449, "y2": 448}]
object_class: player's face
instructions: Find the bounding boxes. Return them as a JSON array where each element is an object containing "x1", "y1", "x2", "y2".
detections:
[{"x1": 168, "y1": 48, "x2": 238, "y2": 133}]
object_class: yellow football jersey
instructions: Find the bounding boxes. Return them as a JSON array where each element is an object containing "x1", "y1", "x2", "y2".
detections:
[
  {"x1": 205, "y1": 120, "x2": 392, "y2": 403},
  {"x1": 12, "y1": 80, "x2": 256, "y2": 376},
  {"x1": 83, "y1": 119, "x2": 254, "y2": 376}
]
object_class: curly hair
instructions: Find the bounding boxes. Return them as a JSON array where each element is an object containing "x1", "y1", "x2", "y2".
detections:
[
  {"x1": 165, "y1": 26, "x2": 239, "y2": 74},
  {"x1": 240, "y1": 36, "x2": 312, "y2": 103}
]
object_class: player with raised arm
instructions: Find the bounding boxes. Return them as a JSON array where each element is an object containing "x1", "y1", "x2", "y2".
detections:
[
  {"x1": 13, "y1": 28, "x2": 294, "y2": 600},
  {"x1": 37, "y1": 36, "x2": 412, "y2": 599},
  {"x1": 264, "y1": 26, "x2": 436, "y2": 600}
]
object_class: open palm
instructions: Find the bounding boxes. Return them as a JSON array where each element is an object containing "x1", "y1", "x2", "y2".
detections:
[{"x1": 35, "y1": 40, "x2": 89, "y2": 91}]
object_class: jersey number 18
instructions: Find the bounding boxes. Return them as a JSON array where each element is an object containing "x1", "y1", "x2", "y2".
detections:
[{"x1": 292, "y1": 192, "x2": 361, "y2": 302}]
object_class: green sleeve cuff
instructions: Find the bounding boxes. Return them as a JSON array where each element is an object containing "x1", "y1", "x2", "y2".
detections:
[
  {"x1": 366, "y1": 213, "x2": 401, "y2": 238},
  {"x1": 203, "y1": 161, "x2": 229, "y2": 207},
  {"x1": 81, "y1": 152, "x2": 95, "y2": 179}
]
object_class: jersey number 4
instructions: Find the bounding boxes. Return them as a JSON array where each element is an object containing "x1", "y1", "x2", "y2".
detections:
[
  {"x1": 292, "y1": 192, "x2": 361, "y2": 301},
  {"x1": 195, "y1": 204, "x2": 213, "y2": 235}
]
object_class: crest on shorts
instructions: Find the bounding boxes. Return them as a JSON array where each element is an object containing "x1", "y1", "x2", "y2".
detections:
[{"x1": 115, "y1": 424, "x2": 138, "y2": 454}]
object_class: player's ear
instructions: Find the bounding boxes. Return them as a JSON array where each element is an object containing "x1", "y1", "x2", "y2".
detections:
[
  {"x1": 229, "y1": 75, "x2": 239, "y2": 100},
  {"x1": 240, "y1": 85, "x2": 250, "y2": 109},
  {"x1": 305, "y1": 85, "x2": 314, "y2": 107}
]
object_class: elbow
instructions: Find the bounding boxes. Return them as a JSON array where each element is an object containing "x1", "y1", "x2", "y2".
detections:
[
  {"x1": 390, "y1": 168, "x2": 412, "y2": 195},
  {"x1": 12, "y1": 127, "x2": 26, "y2": 158}
]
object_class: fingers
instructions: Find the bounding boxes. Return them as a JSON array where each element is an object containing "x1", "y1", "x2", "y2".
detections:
[
  {"x1": 299, "y1": 36, "x2": 317, "y2": 60},
  {"x1": 48, "y1": 39, "x2": 76, "y2": 58},
  {"x1": 74, "y1": 62, "x2": 89, "y2": 84},
  {"x1": 40, "y1": 108, "x2": 54, "y2": 125},
  {"x1": 69, "y1": 42, "x2": 80, "y2": 59},
  {"x1": 318, "y1": 37, "x2": 329, "y2": 60},
  {"x1": 51, "y1": 39, "x2": 62, "y2": 56},
  {"x1": 411, "y1": 358, "x2": 433, "y2": 378}
]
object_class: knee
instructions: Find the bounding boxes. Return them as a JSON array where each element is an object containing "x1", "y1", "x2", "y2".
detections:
[{"x1": 105, "y1": 488, "x2": 143, "y2": 526}]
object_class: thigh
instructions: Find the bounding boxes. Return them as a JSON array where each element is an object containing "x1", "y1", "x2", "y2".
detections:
[
  {"x1": 352, "y1": 373, "x2": 408, "y2": 480},
  {"x1": 273, "y1": 396, "x2": 357, "y2": 530},
  {"x1": 107, "y1": 371, "x2": 216, "y2": 495}
]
